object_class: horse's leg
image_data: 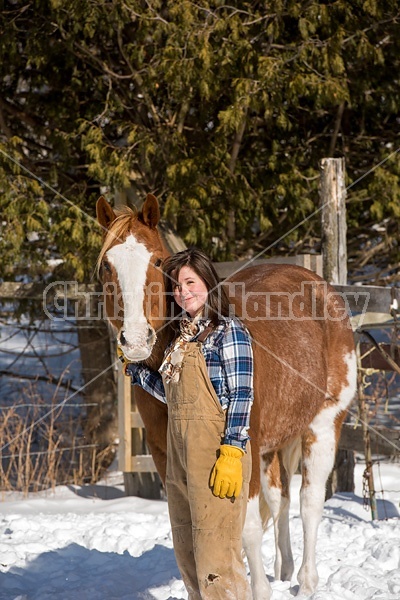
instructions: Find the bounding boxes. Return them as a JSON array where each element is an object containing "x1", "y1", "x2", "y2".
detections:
[
  {"x1": 298, "y1": 350, "x2": 357, "y2": 596},
  {"x1": 242, "y1": 494, "x2": 272, "y2": 600},
  {"x1": 261, "y1": 443, "x2": 300, "y2": 583},
  {"x1": 297, "y1": 420, "x2": 335, "y2": 595}
]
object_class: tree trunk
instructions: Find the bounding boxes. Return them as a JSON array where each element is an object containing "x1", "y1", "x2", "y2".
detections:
[{"x1": 77, "y1": 315, "x2": 117, "y2": 471}]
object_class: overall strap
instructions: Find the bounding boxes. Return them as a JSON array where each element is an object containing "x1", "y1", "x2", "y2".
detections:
[{"x1": 197, "y1": 325, "x2": 214, "y2": 343}]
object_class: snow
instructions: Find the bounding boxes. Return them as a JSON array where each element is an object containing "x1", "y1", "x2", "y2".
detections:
[
  {"x1": 0, "y1": 460, "x2": 399, "y2": 600},
  {"x1": 1, "y1": 314, "x2": 399, "y2": 598}
]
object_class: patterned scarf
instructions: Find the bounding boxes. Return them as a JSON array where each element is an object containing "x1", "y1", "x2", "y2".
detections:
[{"x1": 159, "y1": 314, "x2": 205, "y2": 384}]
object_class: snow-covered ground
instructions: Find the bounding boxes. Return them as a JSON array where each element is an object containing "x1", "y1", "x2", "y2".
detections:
[{"x1": 0, "y1": 459, "x2": 398, "y2": 600}]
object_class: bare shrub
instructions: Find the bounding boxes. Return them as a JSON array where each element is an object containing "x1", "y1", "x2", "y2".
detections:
[{"x1": 0, "y1": 383, "x2": 116, "y2": 494}]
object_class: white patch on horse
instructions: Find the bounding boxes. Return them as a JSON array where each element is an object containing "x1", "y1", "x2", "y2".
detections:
[
  {"x1": 312, "y1": 349, "x2": 357, "y2": 443},
  {"x1": 338, "y1": 350, "x2": 358, "y2": 408},
  {"x1": 107, "y1": 234, "x2": 152, "y2": 352}
]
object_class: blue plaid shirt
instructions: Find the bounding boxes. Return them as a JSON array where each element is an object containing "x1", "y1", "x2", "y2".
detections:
[{"x1": 126, "y1": 317, "x2": 254, "y2": 450}]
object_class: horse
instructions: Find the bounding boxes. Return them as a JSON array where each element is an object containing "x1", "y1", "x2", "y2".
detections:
[{"x1": 96, "y1": 193, "x2": 357, "y2": 599}]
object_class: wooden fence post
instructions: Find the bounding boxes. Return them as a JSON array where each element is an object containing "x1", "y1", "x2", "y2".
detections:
[
  {"x1": 320, "y1": 157, "x2": 355, "y2": 497},
  {"x1": 118, "y1": 364, "x2": 162, "y2": 499},
  {"x1": 320, "y1": 157, "x2": 347, "y2": 286},
  {"x1": 356, "y1": 347, "x2": 378, "y2": 519}
]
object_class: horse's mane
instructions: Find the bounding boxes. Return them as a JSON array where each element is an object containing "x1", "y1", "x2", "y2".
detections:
[{"x1": 96, "y1": 205, "x2": 138, "y2": 275}]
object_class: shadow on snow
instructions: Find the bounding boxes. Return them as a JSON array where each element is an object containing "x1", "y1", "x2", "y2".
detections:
[{"x1": 0, "y1": 543, "x2": 181, "y2": 600}]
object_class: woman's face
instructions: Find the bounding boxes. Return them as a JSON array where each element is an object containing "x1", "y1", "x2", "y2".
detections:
[{"x1": 173, "y1": 266, "x2": 208, "y2": 317}]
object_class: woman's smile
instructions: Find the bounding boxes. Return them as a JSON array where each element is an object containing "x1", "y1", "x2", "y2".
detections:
[{"x1": 173, "y1": 266, "x2": 208, "y2": 317}]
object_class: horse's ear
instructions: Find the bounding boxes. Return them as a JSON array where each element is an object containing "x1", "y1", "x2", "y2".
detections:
[
  {"x1": 96, "y1": 196, "x2": 116, "y2": 232},
  {"x1": 140, "y1": 193, "x2": 160, "y2": 229}
]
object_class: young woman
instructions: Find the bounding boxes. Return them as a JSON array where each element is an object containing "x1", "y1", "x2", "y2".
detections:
[{"x1": 126, "y1": 247, "x2": 254, "y2": 599}]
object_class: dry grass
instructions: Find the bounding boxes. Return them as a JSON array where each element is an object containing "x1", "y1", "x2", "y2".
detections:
[{"x1": 0, "y1": 389, "x2": 116, "y2": 495}]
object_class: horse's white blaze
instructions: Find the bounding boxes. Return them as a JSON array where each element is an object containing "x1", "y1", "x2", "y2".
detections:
[{"x1": 107, "y1": 234, "x2": 154, "y2": 358}]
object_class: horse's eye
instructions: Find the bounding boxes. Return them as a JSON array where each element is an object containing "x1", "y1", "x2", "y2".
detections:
[
  {"x1": 102, "y1": 261, "x2": 112, "y2": 273},
  {"x1": 154, "y1": 258, "x2": 162, "y2": 268}
]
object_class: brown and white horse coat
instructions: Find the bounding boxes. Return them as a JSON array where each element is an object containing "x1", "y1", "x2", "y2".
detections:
[{"x1": 96, "y1": 194, "x2": 357, "y2": 599}]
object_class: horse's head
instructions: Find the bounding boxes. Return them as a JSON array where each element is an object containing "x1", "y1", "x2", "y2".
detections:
[{"x1": 96, "y1": 194, "x2": 170, "y2": 363}]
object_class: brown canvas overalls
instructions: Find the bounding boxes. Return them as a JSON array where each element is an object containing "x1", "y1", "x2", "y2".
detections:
[{"x1": 162, "y1": 338, "x2": 252, "y2": 600}]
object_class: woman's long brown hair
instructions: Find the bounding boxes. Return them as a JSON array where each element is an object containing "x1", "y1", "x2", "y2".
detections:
[{"x1": 163, "y1": 247, "x2": 233, "y2": 335}]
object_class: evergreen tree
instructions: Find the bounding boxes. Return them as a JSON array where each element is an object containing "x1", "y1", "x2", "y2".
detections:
[{"x1": 0, "y1": 0, "x2": 399, "y2": 281}]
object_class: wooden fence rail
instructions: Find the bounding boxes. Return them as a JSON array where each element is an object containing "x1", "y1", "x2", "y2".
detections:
[{"x1": 1, "y1": 274, "x2": 399, "y2": 311}]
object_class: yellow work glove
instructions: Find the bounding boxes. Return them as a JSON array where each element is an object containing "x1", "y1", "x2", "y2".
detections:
[
  {"x1": 116, "y1": 346, "x2": 130, "y2": 376},
  {"x1": 210, "y1": 444, "x2": 244, "y2": 499},
  {"x1": 117, "y1": 345, "x2": 125, "y2": 362}
]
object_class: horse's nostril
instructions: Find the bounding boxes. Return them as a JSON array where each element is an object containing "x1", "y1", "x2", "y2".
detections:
[
  {"x1": 147, "y1": 327, "x2": 154, "y2": 343},
  {"x1": 120, "y1": 330, "x2": 126, "y2": 346}
]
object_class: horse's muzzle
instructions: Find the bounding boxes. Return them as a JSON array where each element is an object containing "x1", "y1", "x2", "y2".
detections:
[{"x1": 118, "y1": 326, "x2": 155, "y2": 362}]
